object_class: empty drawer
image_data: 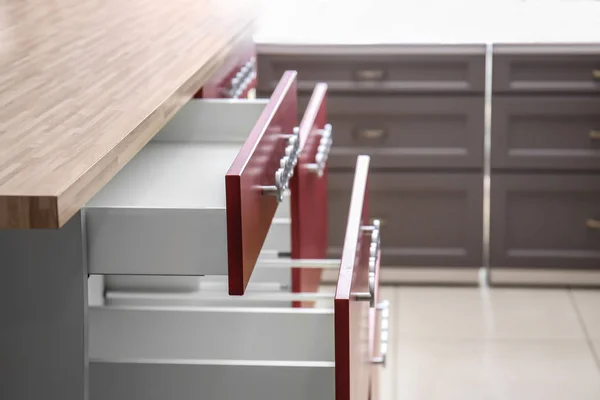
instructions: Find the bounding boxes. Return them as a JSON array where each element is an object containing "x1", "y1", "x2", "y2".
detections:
[
  {"x1": 328, "y1": 171, "x2": 483, "y2": 267},
  {"x1": 90, "y1": 157, "x2": 381, "y2": 400},
  {"x1": 93, "y1": 80, "x2": 331, "y2": 296},
  {"x1": 493, "y1": 44, "x2": 600, "y2": 93},
  {"x1": 300, "y1": 95, "x2": 484, "y2": 169},
  {"x1": 490, "y1": 173, "x2": 600, "y2": 269},
  {"x1": 258, "y1": 47, "x2": 486, "y2": 94},
  {"x1": 491, "y1": 96, "x2": 600, "y2": 170}
]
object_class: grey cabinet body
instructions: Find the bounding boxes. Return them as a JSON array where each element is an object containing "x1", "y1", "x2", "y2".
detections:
[
  {"x1": 259, "y1": 46, "x2": 486, "y2": 269},
  {"x1": 490, "y1": 44, "x2": 600, "y2": 273}
]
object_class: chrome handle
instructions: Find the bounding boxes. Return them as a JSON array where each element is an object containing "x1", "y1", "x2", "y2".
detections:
[
  {"x1": 586, "y1": 218, "x2": 600, "y2": 229},
  {"x1": 306, "y1": 124, "x2": 333, "y2": 178},
  {"x1": 372, "y1": 300, "x2": 390, "y2": 367},
  {"x1": 357, "y1": 128, "x2": 385, "y2": 140},
  {"x1": 355, "y1": 69, "x2": 385, "y2": 81},
  {"x1": 262, "y1": 127, "x2": 301, "y2": 202},
  {"x1": 354, "y1": 219, "x2": 382, "y2": 307},
  {"x1": 593, "y1": 70, "x2": 600, "y2": 80}
]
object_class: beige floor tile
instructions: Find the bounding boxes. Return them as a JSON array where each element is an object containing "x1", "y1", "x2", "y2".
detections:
[
  {"x1": 396, "y1": 340, "x2": 600, "y2": 400},
  {"x1": 571, "y1": 290, "x2": 600, "y2": 339},
  {"x1": 396, "y1": 287, "x2": 585, "y2": 340}
]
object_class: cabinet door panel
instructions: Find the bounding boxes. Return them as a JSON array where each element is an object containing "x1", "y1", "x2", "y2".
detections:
[
  {"x1": 298, "y1": 95, "x2": 484, "y2": 169},
  {"x1": 328, "y1": 172, "x2": 483, "y2": 267},
  {"x1": 490, "y1": 173, "x2": 600, "y2": 269},
  {"x1": 491, "y1": 96, "x2": 600, "y2": 170}
]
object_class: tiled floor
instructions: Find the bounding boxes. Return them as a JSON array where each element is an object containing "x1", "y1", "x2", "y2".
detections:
[{"x1": 379, "y1": 286, "x2": 600, "y2": 400}]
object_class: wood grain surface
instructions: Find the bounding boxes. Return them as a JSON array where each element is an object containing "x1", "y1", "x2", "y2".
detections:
[{"x1": 0, "y1": 0, "x2": 257, "y2": 229}]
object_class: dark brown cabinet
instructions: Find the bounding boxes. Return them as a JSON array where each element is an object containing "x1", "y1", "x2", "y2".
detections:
[
  {"x1": 490, "y1": 174, "x2": 600, "y2": 269},
  {"x1": 491, "y1": 96, "x2": 600, "y2": 170},
  {"x1": 259, "y1": 45, "x2": 486, "y2": 271},
  {"x1": 299, "y1": 95, "x2": 485, "y2": 169},
  {"x1": 493, "y1": 45, "x2": 600, "y2": 94},
  {"x1": 490, "y1": 44, "x2": 600, "y2": 277},
  {"x1": 258, "y1": 48, "x2": 486, "y2": 94},
  {"x1": 328, "y1": 171, "x2": 484, "y2": 267}
]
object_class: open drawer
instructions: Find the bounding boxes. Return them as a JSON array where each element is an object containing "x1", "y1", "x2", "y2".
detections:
[
  {"x1": 86, "y1": 73, "x2": 331, "y2": 295},
  {"x1": 90, "y1": 156, "x2": 385, "y2": 400}
]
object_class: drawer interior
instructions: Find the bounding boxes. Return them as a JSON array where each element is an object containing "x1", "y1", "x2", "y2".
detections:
[
  {"x1": 87, "y1": 99, "x2": 268, "y2": 211},
  {"x1": 90, "y1": 306, "x2": 335, "y2": 362}
]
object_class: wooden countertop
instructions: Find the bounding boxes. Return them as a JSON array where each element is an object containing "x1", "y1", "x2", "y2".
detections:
[{"x1": 0, "y1": 0, "x2": 257, "y2": 229}]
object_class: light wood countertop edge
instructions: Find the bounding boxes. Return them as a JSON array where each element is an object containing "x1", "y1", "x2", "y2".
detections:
[{"x1": 0, "y1": 23, "x2": 254, "y2": 230}]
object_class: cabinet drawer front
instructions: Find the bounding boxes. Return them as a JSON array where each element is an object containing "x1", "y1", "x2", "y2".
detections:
[
  {"x1": 493, "y1": 45, "x2": 600, "y2": 93},
  {"x1": 301, "y1": 95, "x2": 484, "y2": 169},
  {"x1": 491, "y1": 97, "x2": 600, "y2": 170},
  {"x1": 490, "y1": 174, "x2": 600, "y2": 269},
  {"x1": 86, "y1": 71, "x2": 299, "y2": 295},
  {"x1": 328, "y1": 172, "x2": 483, "y2": 267},
  {"x1": 291, "y1": 83, "x2": 330, "y2": 297},
  {"x1": 258, "y1": 50, "x2": 485, "y2": 94},
  {"x1": 334, "y1": 155, "x2": 375, "y2": 400}
]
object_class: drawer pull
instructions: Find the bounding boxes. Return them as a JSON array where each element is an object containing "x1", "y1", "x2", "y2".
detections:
[
  {"x1": 357, "y1": 128, "x2": 386, "y2": 140},
  {"x1": 306, "y1": 124, "x2": 333, "y2": 178},
  {"x1": 355, "y1": 69, "x2": 385, "y2": 81},
  {"x1": 589, "y1": 130, "x2": 600, "y2": 140},
  {"x1": 372, "y1": 300, "x2": 390, "y2": 367},
  {"x1": 586, "y1": 218, "x2": 600, "y2": 229},
  {"x1": 359, "y1": 219, "x2": 382, "y2": 307},
  {"x1": 262, "y1": 127, "x2": 301, "y2": 202},
  {"x1": 593, "y1": 70, "x2": 600, "y2": 80}
]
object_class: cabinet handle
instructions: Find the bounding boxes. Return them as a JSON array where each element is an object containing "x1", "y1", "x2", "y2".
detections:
[
  {"x1": 357, "y1": 128, "x2": 386, "y2": 140},
  {"x1": 355, "y1": 69, "x2": 385, "y2": 81},
  {"x1": 593, "y1": 70, "x2": 600, "y2": 80},
  {"x1": 372, "y1": 300, "x2": 390, "y2": 367},
  {"x1": 586, "y1": 218, "x2": 600, "y2": 229},
  {"x1": 589, "y1": 130, "x2": 600, "y2": 140},
  {"x1": 306, "y1": 124, "x2": 333, "y2": 178},
  {"x1": 370, "y1": 217, "x2": 387, "y2": 227},
  {"x1": 262, "y1": 127, "x2": 301, "y2": 202}
]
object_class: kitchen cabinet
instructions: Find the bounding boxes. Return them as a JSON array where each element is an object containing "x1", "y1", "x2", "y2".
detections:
[
  {"x1": 490, "y1": 44, "x2": 600, "y2": 284},
  {"x1": 89, "y1": 156, "x2": 384, "y2": 400},
  {"x1": 259, "y1": 45, "x2": 485, "y2": 277}
]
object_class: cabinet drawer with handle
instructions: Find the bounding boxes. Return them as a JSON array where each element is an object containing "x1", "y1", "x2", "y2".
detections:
[
  {"x1": 300, "y1": 95, "x2": 484, "y2": 169},
  {"x1": 491, "y1": 96, "x2": 600, "y2": 170},
  {"x1": 490, "y1": 173, "x2": 600, "y2": 269},
  {"x1": 328, "y1": 171, "x2": 483, "y2": 267},
  {"x1": 95, "y1": 82, "x2": 331, "y2": 297},
  {"x1": 90, "y1": 156, "x2": 386, "y2": 400},
  {"x1": 258, "y1": 47, "x2": 486, "y2": 94},
  {"x1": 85, "y1": 72, "x2": 333, "y2": 295},
  {"x1": 493, "y1": 44, "x2": 600, "y2": 93}
]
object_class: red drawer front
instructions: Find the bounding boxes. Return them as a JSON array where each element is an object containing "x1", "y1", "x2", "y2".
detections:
[
  {"x1": 226, "y1": 71, "x2": 298, "y2": 295},
  {"x1": 335, "y1": 155, "x2": 374, "y2": 400},
  {"x1": 291, "y1": 83, "x2": 329, "y2": 306},
  {"x1": 195, "y1": 38, "x2": 256, "y2": 99}
]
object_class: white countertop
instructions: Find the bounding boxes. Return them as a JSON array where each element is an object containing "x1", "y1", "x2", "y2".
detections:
[{"x1": 255, "y1": 0, "x2": 600, "y2": 52}]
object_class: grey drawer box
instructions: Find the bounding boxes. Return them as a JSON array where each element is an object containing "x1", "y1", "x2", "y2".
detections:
[
  {"x1": 493, "y1": 44, "x2": 600, "y2": 93},
  {"x1": 299, "y1": 95, "x2": 484, "y2": 169},
  {"x1": 491, "y1": 96, "x2": 600, "y2": 170},
  {"x1": 327, "y1": 172, "x2": 483, "y2": 267},
  {"x1": 258, "y1": 51, "x2": 485, "y2": 94},
  {"x1": 490, "y1": 173, "x2": 600, "y2": 269}
]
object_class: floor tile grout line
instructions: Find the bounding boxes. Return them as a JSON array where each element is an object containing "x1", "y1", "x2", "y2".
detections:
[{"x1": 568, "y1": 289, "x2": 600, "y2": 375}]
